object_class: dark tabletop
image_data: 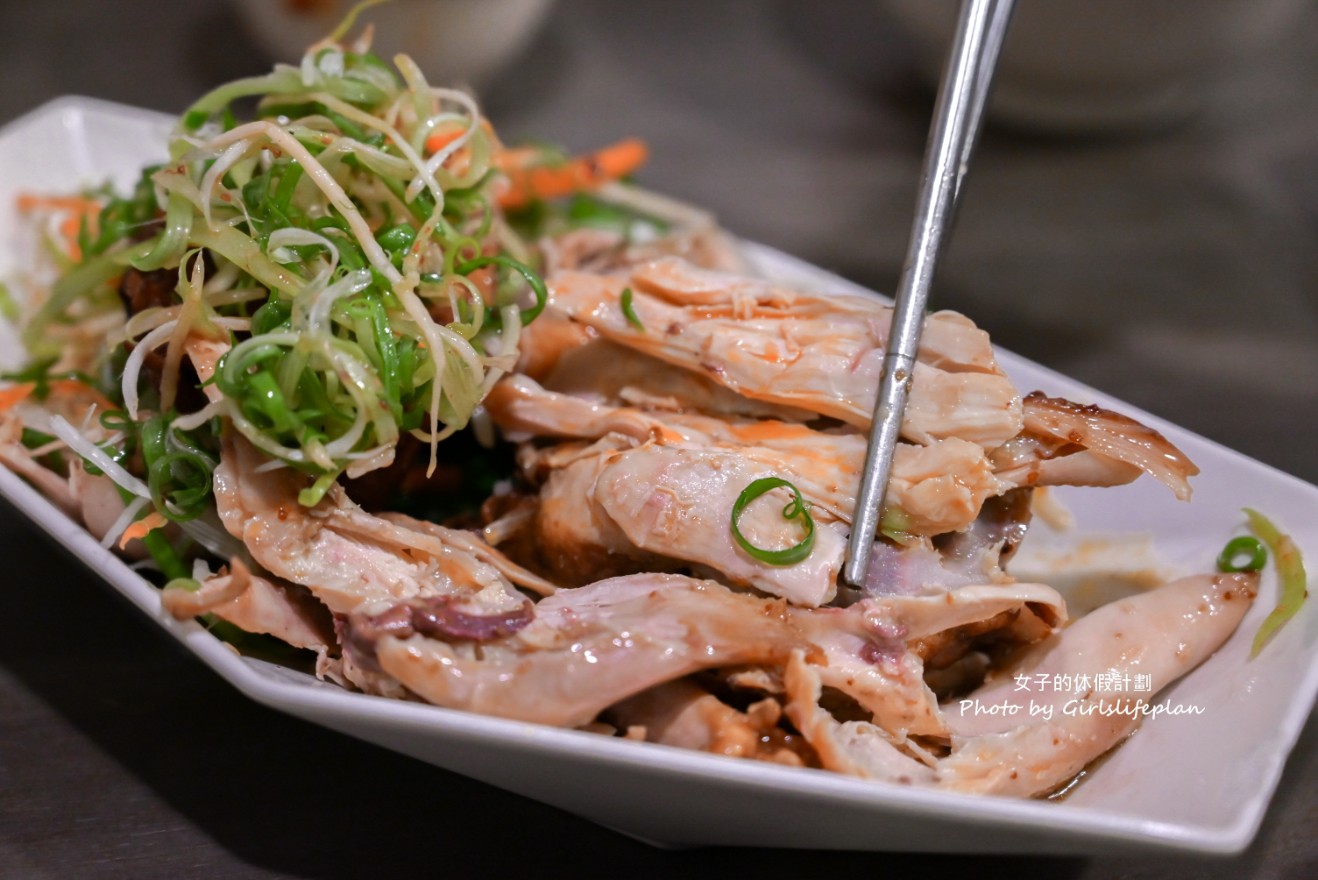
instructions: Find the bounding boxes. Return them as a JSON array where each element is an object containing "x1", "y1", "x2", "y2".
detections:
[{"x1": 1, "y1": 1, "x2": 1315, "y2": 877}]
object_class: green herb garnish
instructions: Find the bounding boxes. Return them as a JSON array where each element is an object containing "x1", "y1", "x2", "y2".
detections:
[
  {"x1": 620, "y1": 286, "x2": 644, "y2": 332},
  {"x1": 1216, "y1": 535, "x2": 1267, "y2": 573},
  {"x1": 730, "y1": 476, "x2": 816, "y2": 566},
  {"x1": 1244, "y1": 508, "x2": 1308, "y2": 658}
]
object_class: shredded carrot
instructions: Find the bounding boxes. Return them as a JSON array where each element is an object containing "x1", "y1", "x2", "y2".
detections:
[
  {"x1": 423, "y1": 126, "x2": 467, "y2": 156},
  {"x1": 17, "y1": 193, "x2": 102, "y2": 262},
  {"x1": 467, "y1": 266, "x2": 496, "y2": 303},
  {"x1": 0, "y1": 378, "x2": 115, "y2": 415},
  {"x1": 59, "y1": 216, "x2": 83, "y2": 259},
  {"x1": 495, "y1": 138, "x2": 649, "y2": 209},
  {"x1": 46, "y1": 378, "x2": 117, "y2": 414},
  {"x1": 15, "y1": 194, "x2": 102, "y2": 214},
  {"x1": 423, "y1": 120, "x2": 491, "y2": 179},
  {"x1": 0, "y1": 382, "x2": 36, "y2": 413},
  {"x1": 421, "y1": 116, "x2": 498, "y2": 156},
  {"x1": 118, "y1": 511, "x2": 169, "y2": 549}
]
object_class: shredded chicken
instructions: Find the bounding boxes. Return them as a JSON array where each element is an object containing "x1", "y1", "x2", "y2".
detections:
[
  {"x1": 5, "y1": 223, "x2": 1240, "y2": 803},
  {"x1": 548, "y1": 259, "x2": 1024, "y2": 447}
]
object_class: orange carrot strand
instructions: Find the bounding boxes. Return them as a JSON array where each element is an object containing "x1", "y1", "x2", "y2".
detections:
[
  {"x1": 0, "y1": 383, "x2": 36, "y2": 413},
  {"x1": 44, "y1": 378, "x2": 117, "y2": 414},
  {"x1": 496, "y1": 138, "x2": 650, "y2": 208},
  {"x1": 16, "y1": 192, "x2": 101, "y2": 261},
  {"x1": 118, "y1": 511, "x2": 169, "y2": 549}
]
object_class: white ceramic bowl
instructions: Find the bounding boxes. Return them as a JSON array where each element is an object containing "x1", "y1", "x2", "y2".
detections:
[
  {"x1": 232, "y1": 0, "x2": 554, "y2": 91},
  {"x1": 876, "y1": 0, "x2": 1310, "y2": 132}
]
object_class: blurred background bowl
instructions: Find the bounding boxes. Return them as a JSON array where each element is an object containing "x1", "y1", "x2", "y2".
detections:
[
  {"x1": 232, "y1": 0, "x2": 555, "y2": 92},
  {"x1": 876, "y1": 0, "x2": 1310, "y2": 133}
]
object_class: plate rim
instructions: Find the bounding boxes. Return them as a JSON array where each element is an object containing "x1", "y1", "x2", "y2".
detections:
[{"x1": 1, "y1": 94, "x2": 1314, "y2": 856}]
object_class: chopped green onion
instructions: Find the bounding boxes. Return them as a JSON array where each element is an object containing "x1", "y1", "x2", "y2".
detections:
[
  {"x1": 129, "y1": 190, "x2": 193, "y2": 271},
  {"x1": 730, "y1": 476, "x2": 816, "y2": 566},
  {"x1": 376, "y1": 223, "x2": 417, "y2": 253},
  {"x1": 22, "y1": 254, "x2": 123, "y2": 355},
  {"x1": 1244, "y1": 508, "x2": 1308, "y2": 658},
  {"x1": 1, "y1": 358, "x2": 102, "y2": 402},
  {"x1": 455, "y1": 254, "x2": 548, "y2": 325},
  {"x1": 620, "y1": 286, "x2": 644, "y2": 332},
  {"x1": 327, "y1": 0, "x2": 390, "y2": 44},
  {"x1": 1217, "y1": 535, "x2": 1267, "y2": 573},
  {"x1": 298, "y1": 471, "x2": 340, "y2": 507},
  {"x1": 164, "y1": 576, "x2": 203, "y2": 593},
  {"x1": 0, "y1": 282, "x2": 20, "y2": 323},
  {"x1": 142, "y1": 529, "x2": 190, "y2": 582},
  {"x1": 9, "y1": 21, "x2": 566, "y2": 534},
  {"x1": 879, "y1": 506, "x2": 914, "y2": 545},
  {"x1": 20, "y1": 428, "x2": 56, "y2": 449},
  {"x1": 20, "y1": 427, "x2": 64, "y2": 473}
]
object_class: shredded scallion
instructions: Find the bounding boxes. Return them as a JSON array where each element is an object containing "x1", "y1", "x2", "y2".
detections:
[
  {"x1": 1244, "y1": 508, "x2": 1309, "y2": 658},
  {"x1": 620, "y1": 286, "x2": 644, "y2": 332}
]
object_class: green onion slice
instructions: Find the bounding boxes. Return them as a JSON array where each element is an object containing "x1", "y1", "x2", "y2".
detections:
[
  {"x1": 1216, "y1": 535, "x2": 1267, "y2": 573},
  {"x1": 620, "y1": 286, "x2": 644, "y2": 331},
  {"x1": 1244, "y1": 508, "x2": 1309, "y2": 658},
  {"x1": 730, "y1": 476, "x2": 815, "y2": 566},
  {"x1": 454, "y1": 254, "x2": 547, "y2": 325}
]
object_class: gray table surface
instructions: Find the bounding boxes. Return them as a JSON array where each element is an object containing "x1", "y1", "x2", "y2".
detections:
[{"x1": 1, "y1": 1, "x2": 1314, "y2": 877}]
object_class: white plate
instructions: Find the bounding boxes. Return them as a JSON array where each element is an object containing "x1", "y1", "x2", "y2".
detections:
[{"x1": 1, "y1": 96, "x2": 1315, "y2": 855}]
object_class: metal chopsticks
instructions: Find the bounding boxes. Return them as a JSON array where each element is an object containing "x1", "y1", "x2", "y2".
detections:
[{"x1": 842, "y1": 0, "x2": 1015, "y2": 589}]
